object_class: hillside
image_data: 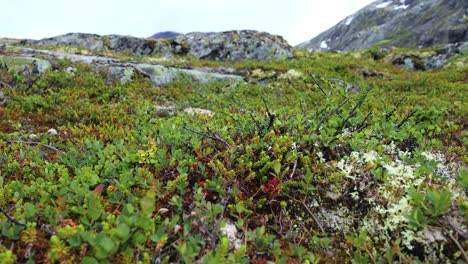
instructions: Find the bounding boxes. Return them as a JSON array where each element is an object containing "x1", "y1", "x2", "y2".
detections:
[
  {"x1": 0, "y1": 33, "x2": 467, "y2": 263},
  {"x1": 150, "y1": 31, "x2": 183, "y2": 39},
  {"x1": 297, "y1": 0, "x2": 468, "y2": 52}
]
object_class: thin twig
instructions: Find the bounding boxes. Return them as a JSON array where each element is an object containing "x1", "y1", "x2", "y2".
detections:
[
  {"x1": 446, "y1": 230, "x2": 468, "y2": 263},
  {"x1": 316, "y1": 96, "x2": 351, "y2": 132},
  {"x1": 396, "y1": 110, "x2": 416, "y2": 129},
  {"x1": 0, "y1": 80, "x2": 14, "y2": 89},
  {"x1": 289, "y1": 159, "x2": 298, "y2": 179},
  {"x1": 385, "y1": 96, "x2": 407, "y2": 121},
  {"x1": 262, "y1": 97, "x2": 275, "y2": 132},
  {"x1": 6, "y1": 140, "x2": 64, "y2": 153},
  {"x1": 183, "y1": 127, "x2": 231, "y2": 150},
  {"x1": 308, "y1": 73, "x2": 327, "y2": 96},
  {"x1": 335, "y1": 88, "x2": 371, "y2": 135},
  {"x1": 248, "y1": 111, "x2": 262, "y2": 133},
  {"x1": 287, "y1": 195, "x2": 325, "y2": 233},
  {"x1": 355, "y1": 111, "x2": 373, "y2": 132},
  {"x1": 0, "y1": 207, "x2": 26, "y2": 226},
  {"x1": 444, "y1": 216, "x2": 468, "y2": 240}
]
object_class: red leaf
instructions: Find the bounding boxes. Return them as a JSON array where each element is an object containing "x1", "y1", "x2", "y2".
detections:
[{"x1": 93, "y1": 184, "x2": 105, "y2": 195}]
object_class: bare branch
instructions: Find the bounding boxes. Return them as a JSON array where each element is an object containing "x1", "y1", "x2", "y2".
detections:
[
  {"x1": 0, "y1": 80, "x2": 14, "y2": 89},
  {"x1": 288, "y1": 159, "x2": 298, "y2": 179},
  {"x1": 316, "y1": 96, "x2": 351, "y2": 132},
  {"x1": 396, "y1": 110, "x2": 416, "y2": 129},
  {"x1": 262, "y1": 98, "x2": 276, "y2": 132},
  {"x1": 183, "y1": 127, "x2": 231, "y2": 150},
  {"x1": 307, "y1": 73, "x2": 327, "y2": 96},
  {"x1": 287, "y1": 195, "x2": 325, "y2": 234},
  {"x1": 6, "y1": 140, "x2": 64, "y2": 153},
  {"x1": 446, "y1": 230, "x2": 468, "y2": 263},
  {"x1": 0, "y1": 207, "x2": 26, "y2": 226}
]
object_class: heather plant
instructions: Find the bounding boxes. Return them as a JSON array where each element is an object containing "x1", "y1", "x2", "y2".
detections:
[{"x1": 0, "y1": 45, "x2": 466, "y2": 263}]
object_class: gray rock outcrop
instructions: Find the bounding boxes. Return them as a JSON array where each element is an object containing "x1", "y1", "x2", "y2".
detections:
[
  {"x1": 385, "y1": 42, "x2": 468, "y2": 70},
  {"x1": 0, "y1": 45, "x2": 244, "y2": 86},
  {"x1": 174, "y1": 30, "x2": 293, "y2": 61},
  {"x1": 297, "y1": 0, "x2": 468, "y2": 52},
  {"x1": 18, "y1": 30, "x2": 293, "y2": 61}
]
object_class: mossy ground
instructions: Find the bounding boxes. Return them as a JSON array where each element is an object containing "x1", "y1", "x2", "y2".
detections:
[{"x1": 0, "y1": 45, "x2": 467, "y2": 263}]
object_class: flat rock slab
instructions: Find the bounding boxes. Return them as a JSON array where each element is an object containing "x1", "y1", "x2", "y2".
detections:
[{"x1": 0, "y1": 46, "x2": 244, "y2": 86}]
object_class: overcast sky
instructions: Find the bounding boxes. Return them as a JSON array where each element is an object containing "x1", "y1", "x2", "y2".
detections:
[{"x1": 2, "y1": 0, "x2": 375, "y2": 45}]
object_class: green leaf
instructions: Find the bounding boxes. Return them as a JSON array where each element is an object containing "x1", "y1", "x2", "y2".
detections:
[
  {"x1": 82, "y1": 256, "x2": 98, "y2": 264},
  {"x1": 408, "y1": 189, "x2": 425, "y2": 204},
  {"x1": 426, "y1": 189, "x2": 451, "y2": 216},
  {"x1": 273, "y1": 162, "x2": 281, "y2": 175},
  {"x1": 405, "y1": 208, "x2": 428, "y2": 228},
  {"x1": 98, "y1": 236, "x2": 116, "y2": 253},
  {"x1": 114, "y1": 223, "x2": 131, "y2": 241}
]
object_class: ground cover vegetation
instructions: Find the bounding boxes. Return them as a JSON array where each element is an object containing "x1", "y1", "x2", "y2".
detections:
[{"x1": 0, "y1": 44, "x2": 467, "y2": 263}]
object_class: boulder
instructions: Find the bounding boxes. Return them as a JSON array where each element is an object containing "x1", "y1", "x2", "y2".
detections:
[
  {"x1": 0, "y1": 55, "x2": 52, "y2": 74},
  {"x1": 102, "y1": 35, "x2": 175, "y2": 56},
  {"x1": 385, "y1": 42, "x2": 467, "y2": 70},
  {"x1": 174, "y1": 30, "x2": 293, "y2": 61},
  {"x1": 23, "y1": 33, "x2": 104, "y2": 51}
]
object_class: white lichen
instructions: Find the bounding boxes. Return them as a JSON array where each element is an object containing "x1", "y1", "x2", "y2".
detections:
[{"x1": 220, "y1": 220, "x2": 242, "y2": 250}]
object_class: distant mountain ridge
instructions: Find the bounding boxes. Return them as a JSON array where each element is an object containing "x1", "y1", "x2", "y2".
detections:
[
  {"x1": 150, "y1": 31, "x2": 183, "y2": 39},
  {"x1": 297, "y1": 0, "x2": 468, "y2": 52}
]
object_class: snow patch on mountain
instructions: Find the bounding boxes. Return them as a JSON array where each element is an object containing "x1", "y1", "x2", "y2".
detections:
[
  {"x1": 376, "y1": 1, "x2": 392, "y2": 8},
  {"x1": 320, "y1": 40, "x2": 329, "y2": 49}
]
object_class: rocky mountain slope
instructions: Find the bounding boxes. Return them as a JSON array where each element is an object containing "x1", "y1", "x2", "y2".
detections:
[
  {"x1": 150, "y1": 31, "x2": 182, "y2": 39},
  {"x1": 17, "y1": 30, "x2": 293, "y2": 61},
  {"x1": 297, "y1": 0, "x2": 468, "y2": 52}
]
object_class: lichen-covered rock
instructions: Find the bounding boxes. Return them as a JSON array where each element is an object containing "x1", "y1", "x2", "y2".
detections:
[
  {"x1": 103, "y1": 35, "x2": 175, "y2": 56},
  {"x1": 0, "y1": 46, "x2": 244, "y2": 86},
  {"x1": 0, "y1": 55, "x2": 52, "y2": 74},
  {"x1": 22, "y1": 33, "x2": 104, "y2": 51},
  {"x1": 297, "y1": 0, "x2": 468, "y2": 52},
  {"x1": 174, "y1": 30, "x2": 293, "y2": 61},
  {"x1": 384, "y1": 42, "x2": 467, "y2": 70},
  {"x1": 135, "y1": 64, "x2": 244, "y2": 86},
  {"x1": 21, "y1": 33, "x2": 175, "y2": 57},
  {"x1": 20, "y1": 31, "x2": 293, "y2": 61}
]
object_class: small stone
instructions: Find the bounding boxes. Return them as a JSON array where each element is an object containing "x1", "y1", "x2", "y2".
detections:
[
  {"x1": 157, "y1": 208, "x2": 169, "y2": 214},
  {"x1": 174, "y1": 224, "x2": 182, "y2": 234},
  {"x1": 47, "y1": 128, "x2": 58, "y2": 135},
  {"x1": 0, "y1": 90, "x2": 6, "y2": 106},
  {"x1": 65, "y1": 67, "x2": 77, "y2": 75},
  {"x1": 184, "y1": 107, "x2": 214, "y2": 117},
  {"x1": 326, "y1": 191, "x2": 341, "y2": 201}
]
